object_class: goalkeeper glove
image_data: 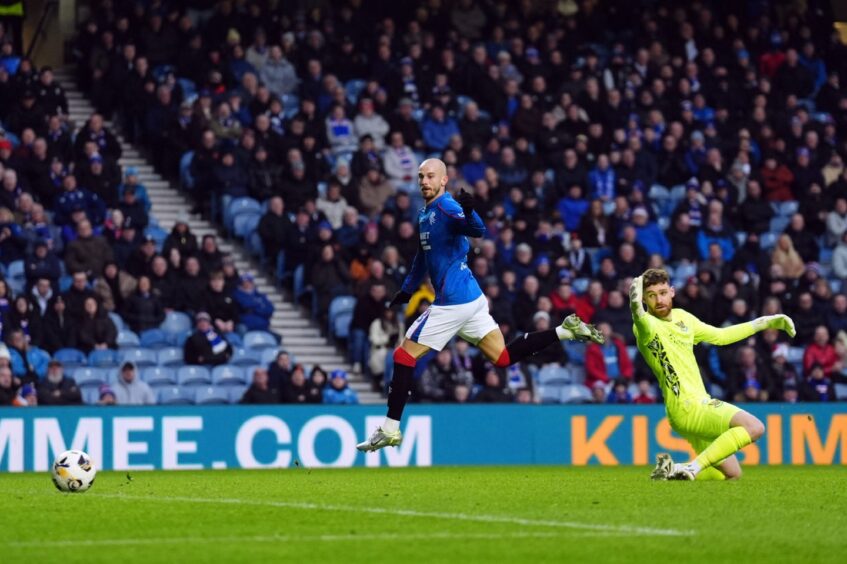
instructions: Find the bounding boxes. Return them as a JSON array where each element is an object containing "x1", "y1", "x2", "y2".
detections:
[
  {"x1": 629, "y1": 275, "x2": 646, "y2": 318},
  {"x1": 752, "y1": 314, "x2": 796, "y2": 338},
  {"x1": 455, "y1": 188, "x2": 475, "y2": 217},
  {"x1": 389, "y1": 290, "x2": 412, "y2": 307}
]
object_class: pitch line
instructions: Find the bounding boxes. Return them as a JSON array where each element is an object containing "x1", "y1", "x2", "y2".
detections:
[
  {"x1": 8, "y1": 531, "x2": 602, "y2": 549},
  {"x1": 91, "y1": 493, "x2": 695, "y2": 537}
]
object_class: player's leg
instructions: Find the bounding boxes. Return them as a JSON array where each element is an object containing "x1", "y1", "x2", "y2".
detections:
[
  {"x1": 715, "y1": 455, "x2": 741, "y2": 480},
  {"x1": 476, "y1": 313, "x2": 604, "y2": 367},
  {"x1": 670, "y1": 403, "x2": 764, "y2": 480}
]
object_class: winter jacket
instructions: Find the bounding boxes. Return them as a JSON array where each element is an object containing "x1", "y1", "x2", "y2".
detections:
[
  {"x1": 232, "y1": 289, "x2": 274, "y2": 331},
  {"x1": 183, "y1": 330, "x2": 233, "y2": 366},
  {"x1": 75, "y1": 314, "x2": 118, "y2": 353},
  {"x1": 259, "y1": 57, "x2": 299, "y2": 97},
  {"x1": 9, "y1": 346, "x2": 51, "y2": 383},
  {"x1": 64, "y1": 235, "x2": 114, "y2": 276},
  {"x1": 585, "y1": 338, "x2": 634, "y2": 389},
  {"x1": 635, "y1": 222, "x2": 671, "y2": 260},
  {"x1": 36, "y1": 376, "x2": 82, "y2": 406},
  {"x1": 421, "y1": 115, "x2": 459, "y2": 151},
  {"x1": 113, "y1": 377, "x2": 156, "y2": 405},
  {"x1": 323, "y1": 385, "x2": 359, "y2": 405},
  {"x1": 122, "y1": 292, "x2": 165, "y2": 333},
  {"x1": 353, "y1": 114, "x2": 390, "y2": 150},
  {"x1": 357, "y1": 177, "x2": 394, "y2": 217},
  {"x1": 803, "y1": 343, "x2": 840, "y2": 377},
  {"x1": 240, "y1": 383, "x2": 281, "y2": 404}
]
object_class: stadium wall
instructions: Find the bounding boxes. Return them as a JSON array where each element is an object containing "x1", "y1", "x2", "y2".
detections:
[{"x1": 0, "y1": 404, "x2": 845, "y2": 472}]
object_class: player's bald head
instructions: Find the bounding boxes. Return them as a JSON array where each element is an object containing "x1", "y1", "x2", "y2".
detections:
[{"x1": 419, "y1": 158, "x2": 447, "y2": 177}]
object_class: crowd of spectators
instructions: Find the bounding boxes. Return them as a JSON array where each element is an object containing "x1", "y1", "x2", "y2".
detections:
[{"x1": 4, "y1": 0, "x2": 847, "y2": 406}]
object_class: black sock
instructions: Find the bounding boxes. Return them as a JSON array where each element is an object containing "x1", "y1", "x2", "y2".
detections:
[
  {"x1": 504, "y1": 329, "x2": 559, "y2": 365},
  {"x1": 387, "y1": 363, "x2": 414, "y2": 420}
]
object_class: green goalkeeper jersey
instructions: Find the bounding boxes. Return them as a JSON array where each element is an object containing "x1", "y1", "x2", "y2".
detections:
[{"x1": 632, "y1": 308, "x2": 757, "y2": 408}]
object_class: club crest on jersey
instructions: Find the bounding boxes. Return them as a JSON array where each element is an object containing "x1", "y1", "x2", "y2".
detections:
[{"x1": 428, "y1": 211, "x2": 437, "y2": 225}]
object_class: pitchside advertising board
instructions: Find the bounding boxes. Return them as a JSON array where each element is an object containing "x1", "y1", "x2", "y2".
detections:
[{"x1": 0, "y1": 404, "x2": 845, "y2": 472}]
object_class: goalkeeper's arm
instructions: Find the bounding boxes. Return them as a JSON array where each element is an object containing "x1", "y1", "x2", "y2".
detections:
[
  {"x1": 629, "y1": 276, "x2": 653, "y2": 335},
  {"x1": 695, "y1": 314, "x2": 796, "y2": 346}
]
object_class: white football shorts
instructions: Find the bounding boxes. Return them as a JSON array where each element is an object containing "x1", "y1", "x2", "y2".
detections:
[{"x1": 404, "y1": 294, "x2": 499, "y2": 351}]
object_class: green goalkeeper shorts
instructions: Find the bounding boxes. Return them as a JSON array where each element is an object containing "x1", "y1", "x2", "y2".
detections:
[{"x1": 667, "y1": 397, "x2": 742, "y2": 453}]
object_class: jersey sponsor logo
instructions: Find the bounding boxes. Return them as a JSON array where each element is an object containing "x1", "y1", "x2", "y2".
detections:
[
  {"x1": 420, "y1": 231, "x2": 431, "y2": 251},
  {"x1": 675, "y1": 321, "x2": 688, "y2": 332},
  {"x1": 646, "y1": 336, "x2": 680, "y2": 397}
]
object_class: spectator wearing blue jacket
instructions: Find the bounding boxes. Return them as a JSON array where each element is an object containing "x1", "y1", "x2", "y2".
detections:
[
  {"x1": 557, "y1": 184, "x2": 589, "y2": 232},
  {"x1": 323, "y1": 369, "x2": 359, "y2": 404},
  {"x1": 421, "y1": 105, "x2": 459, "y2": 152},
  {"x1": 7, "y1": 329, "x2": 50, "y2": 385},
  {"x1": 117, "y1": 167, "x2": 151, "y2": 212},
  {"x1": 232, "y1": 273, "x2": 274, "y2": 332},
  {"x1": 460, "y1": 145, "x2": 487, "y2": 185},
  {"x1": 54, "y1": 174, "x2": 105, "y2": 226},
  {"x1": 684, "y1": 131, "x2": 708, "y2": 175},
  {"x1": 631, "y1": 206, "x2": 670, "y2": 260},
  {"x1": 587, "y1": 154, "x2": 616, "y2": 202},
  {"x1": 696, "y1": 200, "x2": 736, "y2": 261}
]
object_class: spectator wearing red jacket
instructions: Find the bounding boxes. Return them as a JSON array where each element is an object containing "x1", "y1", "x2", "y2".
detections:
[
  {"x1": 585, "y1": 322, "x2": 633, "y2": 389},
  {"x1": 803, "y1": 325, "x2": 842, "y2": 377},
  {"x1": 549, "y1": 280, "x2": 594, "y2": 322},
  {"x1": 760, "y1": 156, "x2": 795, "y2": 201}
]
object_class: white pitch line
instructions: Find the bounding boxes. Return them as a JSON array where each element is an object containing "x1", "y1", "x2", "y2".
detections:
[
  {"x1": 8, "y1": 531, "x2": 595, "y2": 549},
  {"x1": 90, "y1": 493, "x2": 695, "y2": 537}
]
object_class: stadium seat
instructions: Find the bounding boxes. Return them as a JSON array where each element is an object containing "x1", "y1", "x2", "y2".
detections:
[
  {"x1": 835, "y1": 383, "x2": 847, "y2": 400},
  {"x1": 193, "y1": 386, "x2": 230, "y2": 405},
  {"x1": 108, "y1": 312, "x2": 127, "y2": 331},
  {"x1": 537, "y1": 384, "x2": 564, "y2": 404},
  {"x1": 760, "y1": 232, "x2": 778, "y2": 250},
  {"x1": 225, "y1": 197, "x2": 261, "y2": 232},
  {"x1": 160, "y1": 311, "x2": 192, "y2": 335},
  {"x1": 167, "y1": 331, "x2": 191, "y2": 347},
  {"x1": 769, "y1": 216, "x2": 790, "y2": 234},
  {"x1": 247, "y1": 231, "x2": 265, "y2": 260},
  {"x1": 786, "y1": 347, "x2": 805, "y2": 365},
  {"x1": 243, "y1": 330, "x2": 278, "y2": 351},
  {"x1": 567, "y1": 364, "x2": 587, "y2": 385},
  {"x1": 141, "y1": 366, "x2": 178, "y2": 387},
  {"x1": 53, "y1": 348, "x2": 88, "y2": 368},
  {"x1": 140, "y1": 328, "x2": 170, "y2": 349},
  {"x1": 537, "y1": 365, "x2": 572, "y2": 386},
  {"x1": 6, "y1": 260, "x2": 26, "y2": 295},
  {"x1": 260, "y1": 348, "x2": 281, "y2": 366},
  {"x1": 117, "y1": 330, "x2": 141, "y2": 348},
  {"x1": 81, "y1": 387, "x2": 100, "y2": 405},
  {"x1": 180, "y1": 151, "x2": 195, "y2": 190},
  {"x1": 177, "y1": 365, "x2": 212, "y2": 386},
  {"x1": 211, "y1": 365, "x2": 247, "y2": 386},
  {"x1": 227, "y1": 385, "x2": 248, "y2": 404},
  {"x1": 328, "y1": 295, "x2": 356, "y2": 334},
  {"x1": 230, "y1": 347, "x2": 263, "y2": 366},
  {"x1": 73, "y1": 367, "x2": 110, "y2": 388},
  {"x1": 157, "y1": 386, "x2": 193, "y2": 405},
  {"x1": 157, "y1": 346, "x2": 184, "y2": 366},
  {"x1": 88, "y1": 349, "x2": 119, "y2": 368},
  {"x1": 561, "y1": 384, "x2": 593, "y2": 404},
  {"x1": 345, "y1": 79, "x2": 366, "y2": 104},
  {"x1": 233, "y1": 212, "x2": 262, "y2": 240},
  {"x1": 572, "y1": 278, "x2": 590, "y2": 294},
  {"x1": 332, "y1": 311, "x2": 352, "y2": 340},
  {"x1": 59, "y1": 274, "x2": 73, "y2": 293},
  {"x1": 118, "y1": 347, "x2": 158, "y2": 368}
]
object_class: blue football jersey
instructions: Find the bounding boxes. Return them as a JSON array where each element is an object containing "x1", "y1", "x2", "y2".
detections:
[{"x1": 401, "y1": 192, "x2": 486, "y2": 306}]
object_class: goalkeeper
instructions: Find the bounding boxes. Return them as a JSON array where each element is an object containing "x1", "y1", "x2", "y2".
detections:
[{"x1": 630, "y1": 269, "x2": 796, "y2": 481}]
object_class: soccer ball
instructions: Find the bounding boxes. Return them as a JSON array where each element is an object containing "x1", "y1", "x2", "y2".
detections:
[{"x1": 51, "y1": 450, "x2": 97, "y2": 493}]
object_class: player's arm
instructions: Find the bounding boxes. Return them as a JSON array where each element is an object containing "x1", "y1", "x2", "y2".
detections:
[
  {"x1": 449, "y1": 188, "x2": 486, "y2": 238},
  {"x1": 629, "y1": 276, "x2": 656, "y2": 339},
  {"x1": 693, "y1": 314, "x2": 796, "y2": 346}
]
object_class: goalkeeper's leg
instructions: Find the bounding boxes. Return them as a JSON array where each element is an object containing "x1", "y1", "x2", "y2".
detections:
[{"x1": 671, "y1": 411, "x2": 763, "y2": 480}]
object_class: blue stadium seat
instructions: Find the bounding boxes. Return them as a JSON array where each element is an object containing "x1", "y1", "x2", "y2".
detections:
[
  {"x1": 260, "y1": 348, "x2": 282, "y2": 366},
  {"x1": 141, "y1": 366, "x2": 178, "y2": 387},
  {"x1": 247, "y1": 231, "x2": 265, "y2": 259},
  {"x1": 81, "y1": 387, "x2": 100, "y2": 405},
  {"x1": 786, "y1": 347, "x2": 805, "y2": 365},
  {"x1": 59, "y1": 274, "x2": 73, "y2": 293},
  {"x1": 243, "y1": 330, "x2": 278, "y2": 351},
  {"x1": 180, "y1": 151, "x2": 195, "y2": 190},
  {"x1": 109, "y1": 312, "x2": 127, "y2": 331},
  {"x1": 88, "y1": 349, "x2": 119, "y2": 368},
  {"x1": 160, "y1": 311, "x2": 192, "y2": 335},
  {"x1": 167, "y1": 331, "x2": 191, "y2": 347},
  {"x1": 227, "y1": 385, "x2": 248, "y2": 404},
  {"x1": 157, "y1": 347, "x2": 184, "y2": 366},
  {"x1": 6, "y1": 260, "x2": 26, "y2": 295},
  {"x1": 211, "y1": 365, "x2": 246, "y2": 386},
  {"x1": 332, "y1": 311, "x2": 352, "y2": 340},
  {"x1": 769, "y1": 216, "x2": 790, "y2": 234},
  {"x1": 230, "y1": 347, "x2": 263, "y2": 366},
  {"x1": 53, "y1": 348, "x2": 88, "y2": 368},
  {"x1": 760, "y1": 232, "x2": 778, "y2": 250},
  {"x1": 835, "y1": 383, "x2": 847, "y2": 401},
  {"x1": 566, "y1": 364, "x2": 587, "y2": 385},
  {"x1": 116, "y1": 330, "x2": 140, "y2": 348},
  {"x1": 561, "y1": 384, "x2": 593, "y2": 404},
  {"x1": 157, "y1": 386, "x2": 193, "y2": 405},
  {"x1": 73, "y1": 367, "x2": 110, "y2": 388},
  {"x1": 233, "y1": 212, "x2": 261, "y2": 240},
  {"x1": 193, "y1": 386, "x2": 230, "y2": 405},
  {"x1": 177, "y1": 365, "x2": 212, "y2": 386},
  {"x1": 327, "y1": 295, "x2": 356, "y2": 332},
  {"x1": 537, "y1": 384, "x2": 564, "y2": 404},
  {"x1": 140, "y1": 328, "x2": 170, "y2": 349},
  {"x1": 572, "y1": 278, "x2": 590, "y2": 294},
  {"x1": 118, "y1": 347, "x2": 158, "y2": 368},
  {"x1": 225, "y1": 197, "x2": 261, "y2": 232},
  {"x1": 345, "y1": 79, "x2": 366, "y2": 104},
  {"x1": 537, "y1": 365, "x2": 572, "y2": 386}
]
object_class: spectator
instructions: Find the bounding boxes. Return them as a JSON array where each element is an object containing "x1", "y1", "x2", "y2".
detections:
[
  {"x1": 835, "y1": 231, "x2": 847, "y2": 281},
  {"x1": 826, "y1": 294, "x2": 847, "y2": 337},
  {"x1": 112, "y1": 361, "x2": 156, "y2": 405},
  {"x1": 93, "y1": 262, "x2": 136, "y2": 313},
  {"x1": 122, "y1": 275, "x2": 165, "y2": 333},
  {"x1": 770, "y1": 234, "x2": 806, "y2": 280},
  {"x1": 176, "y1": 256, "x2": 208, "y2": 314},
  {"x1": 4, "y1": 295, "x2": 43, "y2": 348},
  {"x1": 803, "y1": 326, "x2": 841, "y2": 378},
  {"x1": 522, "y1": 311, "x2": 568, "y2": 367},
  {"x1": 357, "y1": 165, "x2": 394, "y2": 218},
  {"x1": 0, "y1": 365, "x2": 20, "y2": 406},
  {"x1": 728, "y1": 346, "x2": 773, "y2": 402},
  {"x1": 281, "y1": 363, "x2": 314, "y2": 404},
  {"x1": 36, "y1": 360, "x2": 82, "y2": 406},
  {"x1": 240, "y1": 367, "x2": 280, "y2": 404},
  {"x1": 76, "y1": 297, "x2": 118, "y2": 353},
  {"x1": 802, "y1": 363, "x2": 835, "y2": 402},
  {"x1": 632, "y1": 380, "x2": 656, "y2": 404},
  {"x1": 760, "y1": 156, "x2": 795, "y2": 201},
  {"x1": 267, "y1": 350, "x2": 292, "y2": 390},
  {"x1": 325, "y1": 104, "x2": 357, "y2": 156},
  {"x1": 421, "y1": 105, "x2": 459, "y2": 152},
  {"x1": 353, "y1": 98, "x2": 389, "y2": 151},
  {"x1": 826, "y1": 197, "x2": 847, "y2": 247},
  {"x1": 368, "y1": 307, "x2": 403, "y2": 387},
  {"x1": 585, "y1": 322, "x2": 633, "y2": 390},
  {"x1": 183, "y1": 311, "x2": 233, "y2": 366},
  {"x1": 41, "y1": 295, "x2": 74, "y2": 353},
  {"x1": 259, "y1": 45, "x2": 298, "y2": 98},
  {"x1": 631, "y1": 206, "x2": 670, "y2": 260},
  {"x1": 6, "y1": 326, "x2": 50, "y2": 384},
  {"x1": 474, "y1": 365, "x2": 510, "y2": 403},
  {"x1": 383, "y1": 131, "x2": 419, "y2": 189},
  {"x1": 606, "y1": 379, "x2": 633, "y2": 404},
  {"x1": 232, "y1": 273, "x2": 274, "y2": 333},
  {"x1": 738, "y1": 181, "x2": 774, "y2": 234},
  {"x1": 323, "y1": 369, "x2": 359, "y2": 404},
  {"x1": 349, "y1": 283, "x2": 387, "y2": 375}
]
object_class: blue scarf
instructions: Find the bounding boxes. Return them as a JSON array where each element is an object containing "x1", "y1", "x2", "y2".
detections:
[{"x1": 203, "y1": 328, "x2": 227, "y2": 354}]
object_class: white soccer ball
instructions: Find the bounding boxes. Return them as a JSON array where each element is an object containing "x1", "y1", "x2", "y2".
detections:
[{"x1": 51, "y1": 450, "x2": 97, "y2": 493}]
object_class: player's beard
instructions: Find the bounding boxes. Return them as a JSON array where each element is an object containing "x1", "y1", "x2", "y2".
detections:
[{"x1": 650, "y1": 302, "x2": 672, "y2": 319}]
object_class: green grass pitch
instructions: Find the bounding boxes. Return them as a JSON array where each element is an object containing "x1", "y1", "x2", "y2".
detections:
[{"x1": 2, "y1": 466, "x2": 845, "y2": 563}]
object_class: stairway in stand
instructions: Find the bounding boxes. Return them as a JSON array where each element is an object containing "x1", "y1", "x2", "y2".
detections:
[{"x1": 55, "y1": 67, "x2": 382, "y2": 404}]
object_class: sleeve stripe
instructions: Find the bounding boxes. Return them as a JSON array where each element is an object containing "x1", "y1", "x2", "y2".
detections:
[{"x1": 437, "y1": 202, "x2": 464, "y2": 219}]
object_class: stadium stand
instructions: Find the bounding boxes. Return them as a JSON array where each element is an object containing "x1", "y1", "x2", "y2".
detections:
[{"x1": 0, "y1": 0, "x2": 846, "y2": 408}]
